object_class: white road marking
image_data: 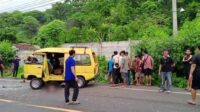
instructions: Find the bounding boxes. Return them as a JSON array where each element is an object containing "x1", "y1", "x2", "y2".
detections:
[
  {"x1": 0, "y1": 99, "x2": 15, "y2": 103},
  {"x1": 108, "y1": 86, "x2": 200, "y2": 96},
  {"x1": 26, "y1": 104, "x2": 83, "y2": 112},
  {"x1": 0, "y1": 98, "x2": 83, "y2": 112}
]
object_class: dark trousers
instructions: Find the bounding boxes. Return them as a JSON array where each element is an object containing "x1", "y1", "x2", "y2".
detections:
[
  {"x1": 65, "y1": 80, "x2": 79, "y2": 102},
  {"x1": 113, "y1": 68, "x2": 123, "y2": 84},
  {"x1": 13, "y1": 67, "x2": 19, "y2": 77},
  {"x1": 0, "y1": 69, "x2": 3, "y2": 77}
]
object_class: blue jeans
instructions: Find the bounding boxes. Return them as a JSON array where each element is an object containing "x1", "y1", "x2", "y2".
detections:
[
  {"x1": 126, "y1": 70, "x2": 131, "y2": 85},
  {"x1": 160, "y1": 72, "x2": 172, "y2": 91}
]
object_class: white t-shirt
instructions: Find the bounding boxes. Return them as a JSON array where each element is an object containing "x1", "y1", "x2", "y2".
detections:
[{"x1": 113, "y1": 55, "x2": 120, "y2": 68}]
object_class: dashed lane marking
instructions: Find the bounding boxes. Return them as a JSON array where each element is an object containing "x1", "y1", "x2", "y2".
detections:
[
  {"x1": 107, "y1": 86, "x2": 200, "y2": 96},
  {"x1": 0, "y1": 99, "x2": 15, "y2": 103},
  {"x1": 0, "y1": 98, "x2": 83, "y2": 112}
]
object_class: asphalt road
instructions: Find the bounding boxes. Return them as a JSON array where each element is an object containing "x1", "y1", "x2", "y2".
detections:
[{"x1": 0, "y1": 79, "x2": 200, "y2": 112}]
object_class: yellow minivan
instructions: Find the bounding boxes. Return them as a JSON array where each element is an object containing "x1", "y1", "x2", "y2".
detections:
[{"x1": 23, "y1": 47, "x2": 99, "y2": 89}]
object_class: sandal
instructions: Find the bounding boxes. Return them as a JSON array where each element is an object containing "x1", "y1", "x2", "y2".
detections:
[{"x1": 187, "y1": 100, "x2": 196, "y2": 105}]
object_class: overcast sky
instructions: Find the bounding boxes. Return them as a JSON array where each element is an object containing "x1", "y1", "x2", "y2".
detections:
[{"x1": 0, "y1": 0, "x2": 65, "y2": 13}]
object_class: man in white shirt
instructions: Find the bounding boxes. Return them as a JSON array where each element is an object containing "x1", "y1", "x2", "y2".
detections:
[{"x1": 112, "y1": 51, "x2": 122, "y2": 85}]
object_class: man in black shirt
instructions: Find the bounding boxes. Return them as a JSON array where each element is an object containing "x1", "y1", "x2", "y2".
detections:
[
  {"x1": 159, "y1": 49, "x2": 175, "y2": 93},
  {"x1": 188, "y1": 46, "x2": 200, "y2": 105}
]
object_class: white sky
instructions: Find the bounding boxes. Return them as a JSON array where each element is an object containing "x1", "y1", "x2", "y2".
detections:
[{"x1": 0, "y1": 0, "x2": 65, "y2": 13}]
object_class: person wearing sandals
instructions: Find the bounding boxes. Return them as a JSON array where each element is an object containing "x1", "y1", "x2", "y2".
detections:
[
  {"x1": 159, "y1": 49, "x2": 175, "y2": 93},
  {"x1": 142, "y1": 50, "x2": 154, "y2": 86},
  {"x1": 182, "y1": 48, "x2": 193, "y2": 92},
  {"x1": 188, "y1": 46, "x2": 200, "y2": 105}
]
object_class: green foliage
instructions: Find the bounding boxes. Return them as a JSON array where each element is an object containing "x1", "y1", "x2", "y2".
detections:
[
  {"x1": 96, "y1": 56, "x2": 108, "y2": 83},
  {"x1": 151, "y1": 73, "x2": 187, "y2": 88},
  {"x1": 34, "y1": 20, "x2": 66, "y2": 47},
  {"x1": 24, "y1": 11, "x2": 47, "y2": 24},
  {"x1": 135, "y1": 17, "x2": 200, "y2": 79},
  {"x1": 0, "y1": 41, "x2": 15, "y2": 64},
  {"x1": 172, "y1": 74, "x2": 187, "y2": 88},
  {"x1": 0, "y1": 0, "x2": 199, "y2": 44},
  {"x1": 22, "y1": 16, "x2": 40, "y2": 37},
  {"x1": 0, "y1": 0, "x2": 199, "y2": 87}
]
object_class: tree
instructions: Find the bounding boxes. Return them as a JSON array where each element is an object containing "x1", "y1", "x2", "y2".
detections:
[
  {"x1": 24, "y1": 11, "x2": 47, "y2": 24},
  {"x1": 0, "y1": 27, "x2": 17, "y2": 43},
  {"x1": 46, "y1": 2, "x2": 73, "y2": 20},
  {"x1": 34, "y1": 20, "x2": 66, "y2": 47},
  {"x1": 0, "y1": 41, "x2": 15, "y2": 64},
  {"x1": 22, "y1": 16, "x2": 40, "y2": 37}
]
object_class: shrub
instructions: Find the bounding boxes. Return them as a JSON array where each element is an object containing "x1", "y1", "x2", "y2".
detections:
[
  {"x1": 0, "y1": 41, "x2": 15, "y2": 65},
  {"x1": 96, "y1": 56, "x2": 108, "y2": 83},
  {"x1": 34, "y1": 20, "x2": 66, "y2": 47},
  {"x1": 134, "y1": 18, "x2": 200, "y2": 88}
]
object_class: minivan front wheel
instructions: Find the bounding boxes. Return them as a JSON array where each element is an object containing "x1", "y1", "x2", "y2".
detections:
[
  {"x1": 30, "y1": 78, "x2": 43, "y2": 90},
  {"x1": 77, "y1": 77, "x2": 85, "y2": 88}
]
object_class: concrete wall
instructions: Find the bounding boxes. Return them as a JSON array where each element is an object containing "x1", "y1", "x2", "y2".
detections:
[
  {"x1": 61, "y1": 41, "x2": 139, "y2": 59},
  {"x1": 16, "y1": 41, "x2": 139, "y2": 66}
]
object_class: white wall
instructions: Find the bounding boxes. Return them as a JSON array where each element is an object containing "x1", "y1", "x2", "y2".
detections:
[{"x1": 61, "y1": 41, "x2": 139, "y2": 59}]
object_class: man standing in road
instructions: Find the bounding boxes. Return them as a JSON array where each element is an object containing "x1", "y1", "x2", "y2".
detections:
[
  {"x1": 188, "y1": 46, "x2": 200, "y2": 105},
  {"x1": 12, "y1": 55, "x2": 21, "y2": 78},
  {"x1": 65, "y1": 50, "x2": 80, "y2": 105},
  {"x1": 159, "y1": 49, "x2": 175, "y2": 93}
]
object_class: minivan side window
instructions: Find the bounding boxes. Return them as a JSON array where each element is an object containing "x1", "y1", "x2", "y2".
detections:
[
  {"x1": 24, "y1": 55, "x2": 44, "y2": 65},
  {"x1": 75, "y1": 54, "x2": 91, "y2": 66}
]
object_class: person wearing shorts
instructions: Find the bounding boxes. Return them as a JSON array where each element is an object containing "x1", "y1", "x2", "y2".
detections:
[
  {"x1": 142, "y1": 50, "x2": 154, "y2": 86},
  {"x1": 188, "y1": 46, "x2": 200, "y2": 105},
  {"x1": 135, "y1": 55, "x2": 143, "y2": 85},
  {"x1": 119, "y1": 51, "x2": 129, "y2": 85},
  {"x1": 182, "y1": 48, "x2": 193, "y2": 91}
]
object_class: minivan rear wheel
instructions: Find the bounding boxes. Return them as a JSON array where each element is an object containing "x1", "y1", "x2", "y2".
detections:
[
  {"x1": 30, "y1": 78, "x2": 43, "y2": 90},
  {"x1": 77, "y1": 77, "x2": 85, "y2": 88}
]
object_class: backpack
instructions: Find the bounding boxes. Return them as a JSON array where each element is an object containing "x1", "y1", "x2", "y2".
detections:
[{"x1": 140, "y1": 56, "x2": 149, "y2": 73}]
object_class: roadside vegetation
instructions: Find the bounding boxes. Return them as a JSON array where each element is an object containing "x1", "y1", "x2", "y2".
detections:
[{"x1": 0, "y1": 0, "x2": 200, "y2": 88}]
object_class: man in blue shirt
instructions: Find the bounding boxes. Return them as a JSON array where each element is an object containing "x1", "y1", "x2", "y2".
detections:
[
  {"x1": 65, "y1": 50, "x2": 79, "y2": 105},
  {"x1": 12, "y1": 55, "x2": 21, "y2": 78},
  {"x1": 107, "y1": 55, "x2": 114, "y2": 83}
]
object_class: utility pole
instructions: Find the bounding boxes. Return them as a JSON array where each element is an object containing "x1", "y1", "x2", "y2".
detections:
[{"x1": 172, "y1": 0, "x2": 178, "y2": 36}]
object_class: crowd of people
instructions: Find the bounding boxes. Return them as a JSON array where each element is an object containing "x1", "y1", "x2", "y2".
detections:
[
  {"x1": 0, "y1": 46, "x2": 199, "y2": 105},
  {"x1": 107, "y1": 50, "x2": 154, "y2": 87},
  {"x1": 107, "y1": 46, "x2": 200, "y2": 105}
]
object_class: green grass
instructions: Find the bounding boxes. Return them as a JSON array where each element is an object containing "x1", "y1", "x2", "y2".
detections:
[{"x1": 1, "y1": 66, "x2": 23, "y2": 78}]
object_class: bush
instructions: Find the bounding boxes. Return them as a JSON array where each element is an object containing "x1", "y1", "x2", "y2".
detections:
[
  {"x1": 134, "y1": 18, "x2": 200, "y2": 88},
  {"x1": 34, "y1": 20, "x2": 66, "y2": 47},
  {"x1": 96, "y1": 56, "x2": 108, "y2": 83},
  {"x1": 0, "y1": 41, "x2": 15, "y2": 65}
]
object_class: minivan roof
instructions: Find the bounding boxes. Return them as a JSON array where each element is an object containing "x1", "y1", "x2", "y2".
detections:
[{"x1": 34, "y1": 47, "x2": 93, "y2": 54}]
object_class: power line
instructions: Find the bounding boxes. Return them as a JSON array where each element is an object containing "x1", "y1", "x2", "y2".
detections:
[
  {"x1": 0, "y1": 0, "x2": 56, "y2": 12},
  {"x1": 0, "y1": 0, "x2": 64, "y2": 13},
  {"x1": 21, "y1": 0, "x2": 65, "y2": 12},
  {"x1": 1, "y1": 0, "x2": 49, "y2": 12}
]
